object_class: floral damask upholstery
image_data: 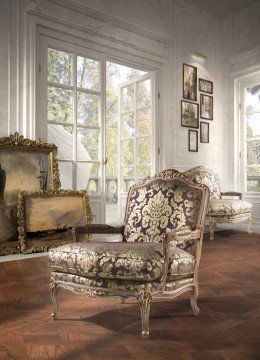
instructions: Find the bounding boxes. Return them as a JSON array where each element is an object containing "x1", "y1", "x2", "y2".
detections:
[
  {"x1": 124, "y1": 179, "x2": 201, "y2": 245},
  {"x1": 49, "y1": 170, "x2": 209, "y2": 338},
  {"x1": 208, "y1": 199, "x2": 252, "y2": 216},
  {"x1": 49, "y1": 241, "x2": 195, "y2": 282},
  {"x1": 51, "y1": 272, "x2": 194, "y2": 293},
  {"x1": 183, "y1": 166, "x2": 252, "y2": 240},
  {"x1": 183, "y1": 168, "x2": 221, "y2": 200}
]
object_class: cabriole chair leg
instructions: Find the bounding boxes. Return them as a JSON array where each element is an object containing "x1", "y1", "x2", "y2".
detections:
[
  {"x1": 137, "y1": 291, "x2": 152, "y2": 338},
  {"x1": 190, "y1": 286, "x2": 199, "y2": 316},
  {"x1": 209, "y1": 223, "x2": 215, "y2": 241},
  {"x1": 50, "y1": 280, "x2": 59, "y2": 320},
  {"x1": 247, "y1": 216, "x2": 252, "y2": 234}
]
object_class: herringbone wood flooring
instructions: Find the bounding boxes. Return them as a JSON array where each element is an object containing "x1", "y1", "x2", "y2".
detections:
[{"x1": 0, "y1": 230, "x2": 259, "y2": 360}]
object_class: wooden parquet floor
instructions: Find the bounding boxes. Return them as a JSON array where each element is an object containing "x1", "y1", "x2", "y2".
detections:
[{"x1": 0, "y1": 230, "x2": 260, "y2": 360}]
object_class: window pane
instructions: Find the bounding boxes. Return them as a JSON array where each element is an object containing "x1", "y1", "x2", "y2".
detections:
[
  {"x1": 122, "y1": 167, "x2": 134, "y2": 192},
  {"x1": 77, "y1": 162, "x2": 99, "y2": 194},
  {"x1": 106, "y1": 125, "x2": 118, "y2": 177},
  {"x1": 48, "y1": 124, "x2": 73, "y2": 160},
  {"x1": 122, "y1": 85, "x2": 134, "y2": 112},
  {"x1": 246, "y1": 113, "x2": 260, "y2": 138},
  {"x1": 122, "y1": 140, "x2": 134, "y2": 165},
  {"x1": 76, "y1": 162, "x2": 94, "y2": 191},
  {"x1": 48, "y1": 87, "x2": 73, "y2": 122},
  {"x1": 137, "y1": 79, "x2": 151, "y2": 108},
  {"x1": 122, "y1": 113, "x2": 134, "y2": 139},
  {"x1": 137, "y1": 165, "x2": 151, "y2": 179},
  {"x1": 77, "y1": 56, "x2": 99, "y2": 90},
  {"x1": 47, "y1": 48, "x2": 73, "y2": 85},
  {"x1": 77, "y1": 93, "x2": 99, "y2": 126},
  {"x1": 247, "y1": 140, "x2": 260, "y2": 165},
  {"x1": 245, "y1": 85, "x2": 260, "y2": 114},
  {"x1": 77, "y1": 128, "x2": 99, "y2": 161},
  {"x1": 247, "y1": 165, "x2": 260, "y2": 192},
  {"x1": 58, "y1": 161, "x2": 73, "y2": 189},
  {"x1": 247, "y1": 180, "x2": 260, "y2": 192},
  {"x1": 137, "y1": 109, "x2": 151, "y2": 136},
  {"x1": 137, "y1": 138, "x2": 151, "y2": 164}
]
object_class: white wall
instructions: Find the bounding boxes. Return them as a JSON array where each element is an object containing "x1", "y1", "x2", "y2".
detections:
[
  {"x1": 222, "y1": 1, "x2": 260, "y2": 231},
  {"x1": 0, "y1": 0, "x2": 10, "y2": 134},
  {"x1": 0, "y1": 0, "x2": 260, "y2": 227}
]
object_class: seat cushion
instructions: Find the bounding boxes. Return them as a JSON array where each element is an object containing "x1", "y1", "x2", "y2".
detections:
[
  {"x1": 49, "y1": 242, "x2": 195, "y2": 282},
  {"x1": 208, "y1": 199, "x2": 252, "y2": 217}
]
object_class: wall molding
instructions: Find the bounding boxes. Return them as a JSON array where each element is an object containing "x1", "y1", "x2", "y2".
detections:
[
  {"x1": 229, "y1": 46, "x2": 260, "y2": 65},
  {"x1": 46, "y1": 0, "x2": 170, "y2": 46}
]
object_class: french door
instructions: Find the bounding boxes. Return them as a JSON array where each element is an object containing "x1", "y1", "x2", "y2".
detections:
[
  {"x1": 37, "y1": 35, "x2": 157, "y2": 223},
  {"x1": 118, "y1": 74, "x2": 154, "y2": 219}
]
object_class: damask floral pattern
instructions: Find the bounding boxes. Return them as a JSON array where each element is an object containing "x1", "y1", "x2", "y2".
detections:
[
  {"x1": 51, "y1": 271, "x2": 194, "y2": 293},
  {"x1": 184, "y1": 166, "x2": 252, "y2": 218},
  {"x1": 184, "y1": 166, "x2": 221, "y2": 199},
  {"x1": 49, "y1": 242, "x2": 164, "y2": 282},
  {"x1": 49, "y1": 242, "x2": 195, "y2": 282},
  {"x1": 124, "y1": 179, "x2": 202, "y2": 247},
  {"x1": 208, "y1": 199, "x2": 252, "y2": 216}
]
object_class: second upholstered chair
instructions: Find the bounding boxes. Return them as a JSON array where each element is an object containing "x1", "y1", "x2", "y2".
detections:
[
  {"x1": 49, "y1": 169, "x2": 209, "y2": 338},
  {"x1": 184, "y1": 166, "x2": 252, "y2": 241}
]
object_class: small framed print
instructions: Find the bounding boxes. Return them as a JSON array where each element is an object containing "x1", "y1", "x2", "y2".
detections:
[
  {"x1": 199, "y1": 78, "x2": 213, "y2": 94},
  {"x1": 200, "y1": 94, "x2": 213, "y2": 120},
  {"x1": 189, "y1": 130, "x2": 198, "y2": 152},
  {"x1": 183, "y1": 63, "x2": 197, "y2": 101},
  {"x1": 200, "y1": 122, "x2": 209, "y2": 143},
  {"x1": 181, "y1": 100, "x2": 199, "y2": 128}
]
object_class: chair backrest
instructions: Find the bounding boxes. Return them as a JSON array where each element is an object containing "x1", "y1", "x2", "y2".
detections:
[
  {"x1": 183, "y1": 166, "x2": 221, "y2": 200},
  {"x1": 123, "y1": 169, "x2": 209, "y2": 251}
]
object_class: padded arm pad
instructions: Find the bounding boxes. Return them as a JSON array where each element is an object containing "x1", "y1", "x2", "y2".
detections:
[
  {"x1": 221, "y1": 191, "x2": 242, "y2": 200},
  {"x1": 72, "y1": 224, "x2": 125, "y2": 242},
  {"x1": 166, "y1": 228, "x2": 201, "y2": 242}
]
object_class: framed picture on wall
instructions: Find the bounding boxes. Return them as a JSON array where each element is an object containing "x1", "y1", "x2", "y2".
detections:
[
  {"x1": 181, "y1": 100, "x2": 199, "y2": 128},
  {"x1": 188, "y1": 130, "x2": 198, "y2": 152},
  {"x1": 199, "y1": 78, "x2": 213, "y2": 94},
  {"x1": 200, "y1": 94, "x2": 213, "y2": 120},
  {"x1": 200, "y1": 122, "x2": 209, "y2": 143},
  {"x1": 183, "y1": 63, "x2": 197, "y2": 101}
]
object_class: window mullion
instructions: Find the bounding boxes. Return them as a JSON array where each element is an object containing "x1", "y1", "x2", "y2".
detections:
[
  {"x1": 134, "y1": 80, "x2": 138, "y2": 182},
  {"x1": 100, "y1": 57, "x2": 106, "y2": 198},
  {"x1": 73, "y1": 53, "x2": 77, "y2": 190}
]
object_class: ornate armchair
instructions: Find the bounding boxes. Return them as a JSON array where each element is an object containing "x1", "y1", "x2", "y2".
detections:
[
  {"x1": 49, "y1": 170, "x2": 209, "y2": 338},
  {"x1": 183, "y1": 166, "x2": 252, "y2": 241}
]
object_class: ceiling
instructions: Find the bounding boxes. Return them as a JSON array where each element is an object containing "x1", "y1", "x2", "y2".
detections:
[{"x1": 183, "y1": 0, "x2": 259, "y2": 19}]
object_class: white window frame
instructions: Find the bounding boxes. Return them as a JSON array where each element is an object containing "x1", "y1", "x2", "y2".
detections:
[
  {"x1": 37, "y1": 33, "x2": 159, "y2": 222},
  {"x1": 46, "y1": 46, "x2": 104, "y2": 193},
  {"x1": 235, "y1": 70, "x2": 260, "y2": 196},
  {"x1": 118, "y1": 73, "x2": 155, "y2": 219}
]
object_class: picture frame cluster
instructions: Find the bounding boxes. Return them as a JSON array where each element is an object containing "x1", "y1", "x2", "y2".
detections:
[{"x1": 181, "y1": 63, "x2": 213, "y2": 152}]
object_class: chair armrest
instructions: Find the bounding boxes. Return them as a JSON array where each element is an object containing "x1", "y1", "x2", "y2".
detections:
[
  {"x1": 166, "y1": 228, "x2": 201, "y2": 243},
  {"x1": 159, "y1": 228, "x2": 201, "y2": 286},
  {"x1": 72, "y1": 224, "x2": 125, "y2": 242},
  {"x1": 221, "y1": 191, "x2": 242, "y2": 200}
]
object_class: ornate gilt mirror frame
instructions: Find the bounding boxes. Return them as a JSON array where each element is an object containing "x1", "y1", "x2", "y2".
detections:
[
  {"x1": 0, "y1": 132, "x2": 61, "y2": 254},
  {"x1": 17, "y1": 189, "x2": 93, "y2": 254}
]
